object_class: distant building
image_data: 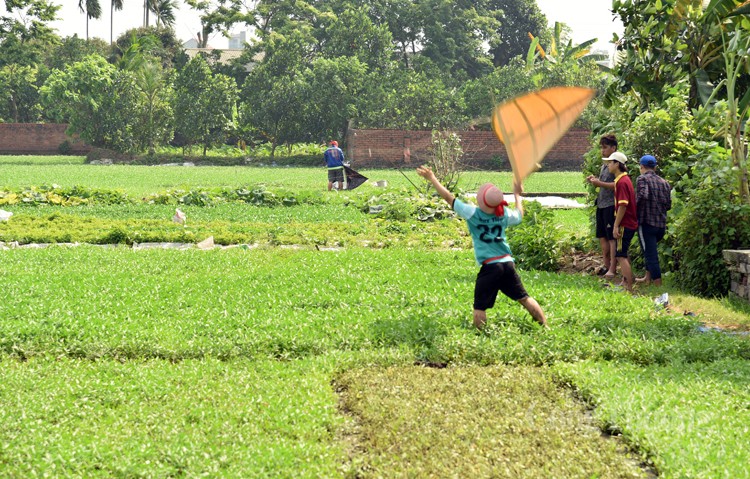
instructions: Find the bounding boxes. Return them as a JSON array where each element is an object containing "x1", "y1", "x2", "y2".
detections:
[
  {"x1": 182, "y1": 38, "x2": 199, "y2": 49},
  {"x1": 183, "y1": 48, "x2": 264, "y2": 71},
  {"x1": 228, "y1": 31, "x2": 247, "y2": 50}
]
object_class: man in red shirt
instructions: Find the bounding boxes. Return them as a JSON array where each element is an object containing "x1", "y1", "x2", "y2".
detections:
[{"x1": 605, "y1": 152, "x2": 638, "y2": 291}]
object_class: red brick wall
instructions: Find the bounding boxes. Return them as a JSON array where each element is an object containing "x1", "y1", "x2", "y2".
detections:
[
  {"x1": 345, "y1": 128, "x2": 592, "y2": 170},
  {"x1": 0, "y1": 124, "x2": 91, "y2": 155}
]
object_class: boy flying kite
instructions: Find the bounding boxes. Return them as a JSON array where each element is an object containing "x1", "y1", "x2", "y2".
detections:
[{"x1": 416, "y1": 166, "x2": 548, "y2": 330}]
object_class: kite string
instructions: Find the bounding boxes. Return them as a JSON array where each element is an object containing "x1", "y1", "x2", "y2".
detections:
[{"x1": 398, "y1": 167, "x2": 422, "y2": 193}]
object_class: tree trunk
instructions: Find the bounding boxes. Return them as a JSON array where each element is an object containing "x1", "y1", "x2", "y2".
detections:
[{"x1": 10, "y1": 94, "x2": 18, "y2": 123}]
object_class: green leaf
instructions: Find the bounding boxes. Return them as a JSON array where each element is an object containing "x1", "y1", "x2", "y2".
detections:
[{"x1": 695, "y1": 68, "x2": 716, "y2": 106}]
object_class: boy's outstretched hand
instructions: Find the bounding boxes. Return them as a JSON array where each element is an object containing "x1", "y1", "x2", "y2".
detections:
[
  {"x1": 416, "y1": 165, "x2": 436, "y2": 181},
  {"x1": 416, "y1": 165, "x2": 455, "y2": 206}
]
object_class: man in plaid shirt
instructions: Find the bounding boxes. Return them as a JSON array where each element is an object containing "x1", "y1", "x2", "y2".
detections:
[{"x1": 635, "y1": 155, "x2": 672, "y2": 286}]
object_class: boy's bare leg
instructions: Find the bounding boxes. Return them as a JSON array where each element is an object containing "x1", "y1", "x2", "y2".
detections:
[
  {"x1": 519, "y1": 297, "x2": 548, "y2": 328},
  {"x1": 607, "y1": 239, "x2": 616, "y2": 275},
  {"x1": 599, "y1": 237, "x2": 611, "y2": 271},
  {"x1": 473, "y1": 309, "x2": 487, "y2": 330},
  {"x1": 635, "y1": 272, "x2": 651, "y2": 284},
  {"x1": 617, "y1": 257, "x2": 634, "y2": 291}
]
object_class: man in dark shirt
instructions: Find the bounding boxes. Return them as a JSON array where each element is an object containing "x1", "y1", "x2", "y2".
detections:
[
  {"x1": 324, "y1": 140, "x2": 345, "y2": 191},
  {"x1": 587, "y1": 134, "x2": 618, "y2": 278},
  {"x1": 635, "y1": 155, "x2": 672, "y2": 286}
]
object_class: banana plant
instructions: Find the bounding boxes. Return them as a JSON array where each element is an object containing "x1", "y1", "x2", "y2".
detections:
[
  {"x1": 703, "y1": 26, "x2": 750, "y2": 202},
  {"x1": 527, "y1": 22, "x2": 609, "y2": 68}
]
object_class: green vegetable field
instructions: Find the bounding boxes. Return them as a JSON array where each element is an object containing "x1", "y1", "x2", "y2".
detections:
[{"x1": 0, "y1": 158, "x2": 748, "y2": 478}]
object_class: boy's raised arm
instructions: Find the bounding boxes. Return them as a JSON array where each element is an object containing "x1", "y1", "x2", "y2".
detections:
[{"x1": 416, "y1": 166, "x2": 455, "y2": 207}]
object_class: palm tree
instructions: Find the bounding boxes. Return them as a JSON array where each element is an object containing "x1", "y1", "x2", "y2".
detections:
[
  {"x1": 150, "y1": 0, "x2": 177, "y2": 27},
  {"x1": 79, "y1": 0, "x2": 103, "y2": 40},
  {"x1": 143, "y1": 0, "x2": 150, "y2": 27},
  {"x1": 111, "y1": 0, "x2": 124, "y2": 45}
]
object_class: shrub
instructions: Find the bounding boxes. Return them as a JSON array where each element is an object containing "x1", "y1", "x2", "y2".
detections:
[
  {"x1": 509, "y1": 201, "x2": 563, "y2": 272},
  {"x1": 670, "y1": 139, "x2": 750, "y2": 295},
  {"x1": 58, "y1": 140, "x2": 72, "y2": 155}
]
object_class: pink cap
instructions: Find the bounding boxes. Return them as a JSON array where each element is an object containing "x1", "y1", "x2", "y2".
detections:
[{"x1": 476, "y1": 183, "x2": 504, "y2": 215}]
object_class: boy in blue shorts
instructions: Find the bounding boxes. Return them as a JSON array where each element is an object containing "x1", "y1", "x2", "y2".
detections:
[{"x1": 416, "y1": 166, "x2": 548, "y2": 330}]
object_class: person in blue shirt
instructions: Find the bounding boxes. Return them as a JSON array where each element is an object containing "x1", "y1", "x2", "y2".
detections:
[
  {"x1": 416, "y1": 165, "x2": 548, "y2": 330},
  {"x1": 324, "y1": 140, "x2": 345, "y2": 191}
]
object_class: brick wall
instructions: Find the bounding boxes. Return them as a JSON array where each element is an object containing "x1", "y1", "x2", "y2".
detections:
[
  {"x1": 345, "y1": 128, "x2": 592, "y2": 170},
  {"x1": 0, "y1": 124, "x2": 91, "y2": 155}
]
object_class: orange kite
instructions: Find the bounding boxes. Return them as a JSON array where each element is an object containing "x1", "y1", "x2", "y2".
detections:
[{"x1": 491, "y1": 86, "x2": 596, "y2": 183}]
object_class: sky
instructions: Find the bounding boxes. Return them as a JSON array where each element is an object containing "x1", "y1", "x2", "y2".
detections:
[{"x1": 48, "y1": 1, "x2": 624, "y2": 53}]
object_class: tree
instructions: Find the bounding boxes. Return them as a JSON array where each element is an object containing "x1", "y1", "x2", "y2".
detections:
[
  {"x1": 609, "y1": 0, "x2": 750, "y2": 109},
  {"x1": 149, "y1": 0, "x2": 177, "y2": 27},
  {"x1": 366, "y1": 0, "x2": 423, "y2": 68},
  {"x1": 526, "y1": 22, "x2": 609, "y2": 92},
  {"x1": 611, "y1": 0, "x2": 750, "y2": 201},
  {"x1": 530, "y1": 22, "x2": 608, "y2": 69},
  {"x1": 355, "y1": 65, "x2": 467, "y2": 130},
  {"x1": 173, "y1": 55, "x2": 237, "y2": 156},
  {"x1": 317, "y1": 7, "x2": 394, "y2": 70},
  {"x1": 131, "y1": 59, "x2": 174, "y2": 153},
  {"x1": 417, "y1": 0, "x2": 499, "y2": 80},
  {"x1": 42, "y1": 35, "x2": 111, "y2": 72},
  {"x1": 40, "y1": 54, "x2": 140, "y2": 152},
  {"x1": 0, "y1": 64, "x2": 41, "y2": 122},
  {"x1": 301, "y1": 56, "x2": 367, "y2": 141},
  {"x1": 487, "y1": 0, "x2": 549, "y2": 67},
  {"x1": 0, "y1": 0, "x2": 60, "y2": 43},
  {"x1": 114, "y1": 26, "x2": 182, "y2": 68},
  {"x1": 460, "y1": 57, "x2": 536, "y2": 121},
  {"x1": 709, "y1": 27, "x2": 750, "y2": 203},
  {"x1": 78, "y1": 0, "x2": 102, "y2": 40},
  {"x1": 118, "y1": 34, "x2": 174, "y2": 153},
  {"x1": 239, "y1": 30, "x2": 312, "y2": 155},
  {"x1": 0, "y1": 0, "x2": 61, "y2": 67},
  {"x1": 110, "y1": 0, "x2": 124, "y2": 45}
]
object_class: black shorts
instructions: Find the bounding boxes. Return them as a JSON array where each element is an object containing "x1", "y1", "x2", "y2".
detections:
[
  {"x1": 328, "y1": 167, "x2": 344, "y2": 184},
  {"x1": 595, "y1": 205, "x2": 615, "y2": 240},
  {"x1": 473, "y1": 262, "x2": 528, "y2": 310},
  {"x1": 615, "y1": 227, "x2": 636, "y2": 258}
]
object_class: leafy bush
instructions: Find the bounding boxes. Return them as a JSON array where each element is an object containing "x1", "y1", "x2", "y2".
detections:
[
  {"x1": 620, "y1": 93, "x2": 694, "y2": 181},
  {"x1": 672, "y1": 177, "x2": 750, "y2": 296},
  {"x1": 358, "y1": 190, "x2": 455, "y2": 222},
  {"x1": 663, "y1": 105, "x2": 750, "y2": 296},
  {"x1": 0, "y1": 185, "x2": 131, "y2": 206},
  {"x1": 426, "y1": 130, "x2": 463, "y2": 192},
  {"x1": 509, "y1": 201, "x2": 564, "y2": 271},
  {"x1": 58, "y1": 140, "x2": 72, "y2": 155},
  {"x1": 143, "y1": 186, "x2": 326, "y2": 208}
]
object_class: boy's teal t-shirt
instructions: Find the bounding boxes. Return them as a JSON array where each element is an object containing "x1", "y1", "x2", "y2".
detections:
[{"x1": 453, "y1": 198, "x2": 522, "y2": 266}]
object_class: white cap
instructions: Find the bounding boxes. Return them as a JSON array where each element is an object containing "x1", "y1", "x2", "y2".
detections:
[{"x1": 602, "y1": 151, "x2": 627, "y2": 164}]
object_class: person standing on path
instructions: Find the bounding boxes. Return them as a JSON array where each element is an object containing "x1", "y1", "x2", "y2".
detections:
[
  {"x1": 586, "y1": 134, "x2": 618, "y2": 278},
  {"x1": 635, "y1": 155, "x2": 672, "y2": 286}
]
